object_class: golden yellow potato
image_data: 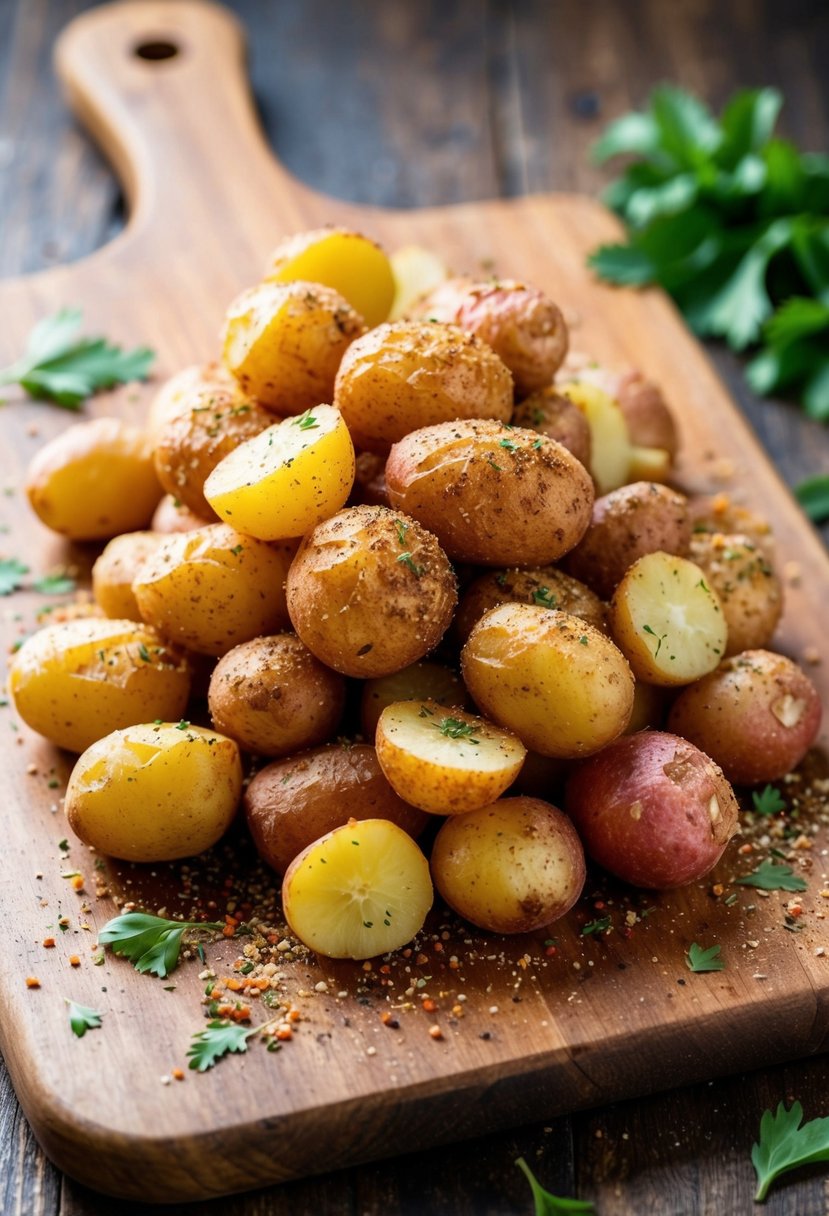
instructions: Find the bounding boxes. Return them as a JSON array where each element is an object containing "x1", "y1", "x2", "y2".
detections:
[
  {"x1": 559, "y1": 381, "x2": 632, "y2": 493},
  {"x1": 462, "y1": 604, "x2": 634, "y2": 758},
  {"x1": 688, "y1": 532, "x2": 783, "y2": 655},
  {"x1": 203, "y1": 404, "x2": 355, "y2": 541},
  {"x1": 25, "y1": 417, "x2": 162, "y2": 541},
  {"x1": 146, "y1": 361, "x2": 235, "y2": 438},
  {"x1": 8, "y1": 618, "x2": 190, "y2": 753},
  {"x1": 92, "y1": 531, "x2": 164, "y2": 620},
  {"x1": 133, "y1": 524, "x2": 295, "y2": 656},
  {"x1": 454, "y1": 565, "x2": 606, "y2": 646},
  {"x1": 361, "y1": 660, "x2": 466, "y2": 740},
  {"x1": 266, "y1": 227, "x2": 395, "y2": 328},
  {"x1": 65, "y1": 722, "x2": 242, "y2": 862},
  {"x1": 333, "y1": 321, "x2": 513, "y2": 451},
  {"x1": 512, "y1": 386, "x2": 592, "y2": 469},
  {"x1": 389, "y1": 244, "x2": 448, "y2": 320},
  {"x1": 223, "y1": 280, "x2": 365, "y2": 413}
]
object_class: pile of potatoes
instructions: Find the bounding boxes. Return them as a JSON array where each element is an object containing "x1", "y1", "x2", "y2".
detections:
[{"x1": 11, "y1": 228, "x2": 823, "y2": 960}]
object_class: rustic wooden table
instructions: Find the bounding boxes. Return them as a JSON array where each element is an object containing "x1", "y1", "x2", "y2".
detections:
[{"x1": 2, "y1": 1, "x2": 829, "y2": 1213}]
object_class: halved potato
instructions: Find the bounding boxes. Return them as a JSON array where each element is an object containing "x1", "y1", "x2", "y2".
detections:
[
  {"x1": 389, "y1": 245, "x2": 448, "y2": 320},
  {"x1": 559, "y1": 381, "x2": 632, "y2": 493},
  {"x1": 266, "y1": 227, "x2": 395, "y2": 328}
]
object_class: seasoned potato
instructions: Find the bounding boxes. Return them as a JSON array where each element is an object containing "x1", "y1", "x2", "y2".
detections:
[
  {"x1": 563, "y1": 482, "x2": 691, "y2": 600},
  {"x1": 462, "y1": 604, "x2": 634, "y2": 758},
  {"x1": 65, "y1": 722, "x2": 241, "y2": 862},
  {"x1": 430, "y1": 796, "x2": 586, "y2": 933},
  {"x1": 608, "y1": 552, "x2": 727, "y2": 685},
  {"x1": 416, "y1": 278, "x2": 568, "y2": 395},
  {"x1": 223, "y1": 280, "x2": 366, "y2": 413},
  {"x1": 389, "y1": 244, "x2": 448, "y2": 320},
  {"x1": 204, "y1": 404, "x2": 355, "y2": 541},
  {"x1": 688, "y1": 532, "x2": 783, "y2": 655},
  {"x1": 286, "y1": 505, "x2": 457, "y2": 677},
  {"x1": 92, "y1": 531, "x2": 163, "y2": 620},
  {"x1": 565, "y1": 731, "x2": 739, "y2": 889},
  {"x1": 376, "y1": 700, "x2": 526, "y2": 814},
  {"x1": 147, "y1": 361, "x2": 235, "y2": 438},
  {"x1": 667, "y1": 650, "x2": 822, "y2": 785},
  {"x1": 334, "y1": 320, "x2": 513, "y2": 452},
  {"x1": 8, "y1": 618, "x2": 190, "y2": 753},
  {"x1": 208, "y1": 634, "x2": 345, "y2": 756},
  {"x1": 687, "y1": 493, "x2": 775, "y2": 559},
  {"x1": 133, "y1": 524, "x2": 295, "y2": 656},
  {"x1": 25, "y1": 417, "x2": 162, "y2": 541},
  {"x1": 512, "y1": 387, "x2": 592, "y2": 468},
  {"x1": 153, "y1": 386, "x2": 272, "y2": 518},
  {"x1": 266, "y1": 227, "x2": 395, "y2": 328},
  {"x1": 361, "y1": 661, "x2": 466, "y2": 740},
  {"x1": 385, "y1": 419, "x2": 594, "y2": 567},
  {"x1": 558, "y1": 381, "x2": 632, "y2": 494},
  {"x1": 151, "y1": 494, "x2": 210, "y2": 534},
  {"x1": 282, "y1": 818, "x2": 433, "y2": 959},
  {"x1": 352, "y1": 451, "x2": 391, "y2": 508},
  {"x1": 245, "y1": 743, "x2": 428, "y2": 874},
  {"x1": 561, "y1": 361, "x2": 679, "y2": 457},
  {"x1": 453, "y1": 565, "x2": 606, "y2": 646}
]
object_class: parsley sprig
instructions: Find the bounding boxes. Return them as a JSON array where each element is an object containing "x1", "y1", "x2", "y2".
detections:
[
  {"x1": 752, "y1": 1101, "x2": 829, "y2": 1202},
  {"x1": 685, "y1": 942, "x2": 725, "y2": 972},
  {"x1": 65, "y1": 999, "x2": 103, "y2": 1038},
  {"x1": 98, "y1": 912, "x2": 224, "y2": 978},
  {"x1": 751, "y1": 785, "x2": 787, "y2": 816},
  {"x1": 735, "y1": 860, "x2": 807, "y2": 892},
  {"x1": 515, "y1": 1157, "x2": 595, "y2": 1214},
  {"x1": 187, "y1": 1019, "x2": 261, "y2": 1071}
]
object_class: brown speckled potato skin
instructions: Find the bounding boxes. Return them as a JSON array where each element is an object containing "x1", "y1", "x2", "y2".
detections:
[
  {"x1": 564, "y1": 481, "x2": 691, "y2": 600},
  {"x1": 286, "y1": 504, "x2": 457, "y2": 678},
  {"x1": 688, "y1": 532, "x2": 783, "y2": 655},
  {"x1": 208, "y1": 634, "x2": 346, "y2": 756},
  {"x1": 512, "y1": 387, "x2": 592, "y2": 469},
  {"x1": 92, "y1": 531, "x2": 163, "y2": 620},
  {"x1": 453, "y1": 565, "x2": 606, "y2": 646},
  {"x1": 244, "y1": 743, "x2": 429, "y2": 874},
  {"x1": 385, "y1": 418, "x2": 594, "y2": 567},
  {"x1": 686, "y1": 494, "x2": 775, "y2": 559}
]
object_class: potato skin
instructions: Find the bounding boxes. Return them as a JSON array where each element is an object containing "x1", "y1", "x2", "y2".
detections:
[
  {"x1": 265, "y1": 226, "x2": 395, "y2": 328},
  {"x1": 334, "y1": 320, "x2": 514, "y2": 451},
  {"x1": 667, "y1": 650, "x2": 822, "y2": 785},
  {"x1": 151, "y1": 494, "x2": 210, "y2": 534},
  {"x1": 208, "y1": 634, "x2": 345, "y2": 756},
  {"x1": 454, "y1": 565, "x2": 606, "y2": 646},
  {"x1": 361, "y1": 661, "x2": 467, "y2": 740},
  {"x1": 565, "y1": 731, "x2": 739, "y2": 889},
  {"x1": 286, "y1": 505, "x2": 457, "y2": 677},
  {"x1": 512, "y1": 387, "x2": 591, "y2": 468},
  {"x1": 147, "y1": 361, "x2": 235, "y2": 438},
  {"x1": 688, "y1": 532, "x2": 783, "y2": 656},
  {"x1": 386, "y1": 419, "x2": 594, "y2": 567},
  {"x1": 244, "y1": 743, "x2": 428, "y2": 874},
  {"x1": 92, "y1": 531, "x2": 163, "y2": 620},
  {"x1": 430, "y1": 796, "x2": 586, "y2": 933}
]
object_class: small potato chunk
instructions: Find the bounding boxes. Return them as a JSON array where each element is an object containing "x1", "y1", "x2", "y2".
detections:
[
  {"x1": 133, "y1": 524, "x2": 295, "y2": 656},
  {"x1": 92, "y1": 531, "x2": 163, "y2": 621},
  {"x1": 361, "y1": 661, "x2": 466, "y2": 740},
  {"x1": 609, "y1": 552, "x2": 727, "y2": 685},
  {"x1": 564, "y1": 482, "x2": 691, "y2": 600},
  {"x1": 462, "y1": 604, "x2": 634, "y2": 758},
  {"x1": 208, "y1": 634, "x2": 345, "y2": 756},
  {"x1": 667, "y1": 650, "x2": 822, "y2": 785},
  {"x1": 26, "y1": 417, "x2": 161, "y2": 541},
  {"x1": 512, "y1": 387, "x2": 592, "y2": 468},
  {"x1": 334, "y1": 321, "x2": 513, "y2": 451},
  {"x1": 147, "y1": 362, "x2": 235, "y2": 438},
  {"x1": 151, "y1": 495, "x2": 211, "y2": 534},
  {"x1": 565, "y1": 731, "x2": 739, "y2": 889},
  {"x1": 454, "y1": 565, "x2": 606, "y2": 647},
  {"x1": 386, "y1": 419, "x2": 594, "y2": 567},
  {"x1": 430, "y1": 796, "x2": 586, "y2": 934},
  {"x1": 245, "y1": 744, "x2": 428, "y2": 874},
  {"x1": 688, "y1": 532, "x2": 783, "y2": 656},
  {"x1": 282, "y1": 818, "x2": 433, "y2": 959},
  {"x1": 65, "y1": 722, "x2": 241, "y2": 862},
  {"x1": 223, "y1": 280, "x2": 366, "y2": 413},
  {"x1": 266, "y1": 227, "x2": 395, "y2": 328},
  {"x1": 286, "y1": 505, "x2": 457, "y2": 678},
  {"x1": 8, "y1": 618, "x2": 190, "y2": 753},
  {"x1": 204, "y1": 404, "x2": 355, "y2": 541},
  {"x1": 389, "y1": 245, "x2": 448, "y2": 320},
  {"x1": 376, "y1": 700, "x2": 526, "y2": 815},
  {"x1": 558, "y1": 381, "x2": 632, "y2": 493}
]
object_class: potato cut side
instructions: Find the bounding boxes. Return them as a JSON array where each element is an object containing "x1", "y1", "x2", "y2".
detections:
[
  {"x1": 265, "y1": 228, "x2": 395, "y2": 327},
  {"x1": 609, "y1": 552, "x2": 728, "y2": 685},
  {"x1": 389, "y1": 245, "x2": 449, "y2": 320},
  {"x1": 627, "y1": 444, "x2": 672, "y2": 483},
  {"x1": 375, "y1": 699, "x2": 526, "y2": 815},
  {"x1": 281, "y1": 818, "x2": 433, "y2": 959},
  {"x1": 559, "y1": 381, "x2": 632, "y2": 494},
  {"x1": 204, "y1": 404, "x2": 355, "y2": 540}
]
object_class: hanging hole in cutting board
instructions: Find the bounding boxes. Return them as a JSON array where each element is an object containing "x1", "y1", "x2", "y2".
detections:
[{"x1": 133, "y1": 39, "x2": 180, "y2": 61}]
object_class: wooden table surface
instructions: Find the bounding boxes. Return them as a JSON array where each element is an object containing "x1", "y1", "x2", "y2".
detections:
[{"x1": 2, "y1": 1, "x2": 829, "y2": 1213}]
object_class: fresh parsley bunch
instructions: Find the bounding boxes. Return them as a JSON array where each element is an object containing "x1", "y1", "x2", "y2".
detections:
[{"x1": 589, "y1": 85, "x2": 829, "y2": 420}]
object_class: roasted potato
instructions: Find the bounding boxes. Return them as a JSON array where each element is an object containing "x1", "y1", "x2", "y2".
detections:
[
  {"x1": 147, "y1": 361, "x2": 235, "y2": 438},
  {"x1": 92, "y1": 531, "x2": 163, "y2": 620},
  {"x1": 512, "y1": 386, "x2": 592, "y2": 468},
  {"x1": 687, "y1": 493, "x2": 775, "y2": 559},
  {"x1": 453, "y1": 565, "x2": 606, "y2": 646},
  {"x1": 266, "y1": 227, "x2": 395, "y2": 328},
  {"x1": 688, "y1": 532, "x2": 783, "y2": 655},
  {"x1": 558, "y1": 381, "x2": 632, "y2": 494},
  {"x1": 151, "y1": 494, "x2": 211, "y2": 534},
  {"x1": 361, "y1": 660, "x2": 466, "y2": 740}
]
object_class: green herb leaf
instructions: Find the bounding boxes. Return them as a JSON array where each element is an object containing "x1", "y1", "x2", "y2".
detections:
[
  {"x1": 66, "y1": 999, "x2": 103, "y2": 1038},
  {"x1": 752, "y1": 1101, "x2": 829, "y2": 1202},
  {"x1": 587, "y1": 243, "x2": 657, "y2": 286},
  {"x1": 33, "y1": 572, "x2": 76, "y2": 596},
  {"x1": 581, "y1": 917, "x2": 611, "y2": 937},
  {"x1": 795, "y1": 474, "x2": 829, "y2": 524},
  {"x1": 434, "y1": 716, "x2": 480, "y2": 744},
  {"x1": 0, "y1": 557, "x2": 29, "y2": 596},
  {"x1": 187, "y1": 1019, "x2": 258, "y2": 1071},
  {"x1": 735, "y1": 860, "x2": 807, "y2": 892},
  {"x1": 685, "y1": 942, "x2": 725, "y2": 972},
  {"x1": 752, "y1": 785, "x2": 787, "y2": 816},
  {"x1": 515, "y1": 1157, "x2": 596, "y2": 1214},
  {"x1": 396, "y1": 552, "x2": 425, "y2": 577},
  {"x1": 98, "y1": 912, "x2": 223, "y2": 978}
]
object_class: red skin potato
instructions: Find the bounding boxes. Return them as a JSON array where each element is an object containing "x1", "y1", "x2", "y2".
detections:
[{"x1": 565, "y1": 731, "x2": 739, "y2": 890}]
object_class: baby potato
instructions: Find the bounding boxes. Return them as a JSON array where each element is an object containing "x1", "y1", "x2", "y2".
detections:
[
  {"x1": 376, "y1": 699, "x2": 526, "y2": 815},
  {"x1": 151, "y1": 495, "x2": 211, "y2": 534},
  {"x1": 65, "y1": 722, "x2": 241, "y2": 862},
  {"x1": 286, "y1": 505, "x2": 457, "y2": 678},
  {"x1": 453, "y1": 565, "x2": 606, "y2": 646},
  {"x1": 688, "y1": 532, "x2": 783, "y2": 655},
  {"x1": 565, "y1": 731, "x2": 739, "y2": 889},
  {"x1": 208, "y1": 633, "x2": 345, "y2": 756},
  {"x1": 611, "y1": 369, "x2": 679, "y2": 457},
  {"x1": 667, "y1": 649, "x2": 822, "y2": 785},
  {"x1": 385, "y1": 419, "x2": 595, "y2": 567},
  {"x1": 245, "y1": 743, "x2": 428, "y2": 874},
  {"x1": 203, "y1": 404, "x2": 355, "y2": 541},
  {"x1": 430, "y1": 796, "x2": 586, "y2": 934},
  {"x1": 133, "y1": 524, "x2": 295, "y2": 656},
  {"x1": 564, "y1": 482, "x2": 691, "y2": 600},
  {"x1": 333, "y1": 320, "x2": 513, "y2": 451},
  {"x1": 26, "y1": 417, "x2": 162, "y2": 541},
  {"x1": 266, "y1": 227, "x2": 395, "y2": 328},
  {"x1": 558, "y1": 381, "x2": 632, "y2": 494},
  {"x1": 389, "y1": 244, "x2": 448, "y2": 320},
  {"x1": 687, "y1": 493, "x2": 775, "y2": 559},
  {"x1": 361, "y1": 661, "x2": 466, "y2": 740},
  {"x1": 147, "y1": 361, "x2": 235, "y2": 438},
  {"x1": 608, "y1": 552, "x2": 727, "y2": 685},
  {"x1": 282, "y1": 818, "x2": 433, "y2": 959},
  {"x1": 462, "y1": 604, "x2": 634, "y2": 758},
  {"x1": 223, "y1": 280, "x2": 366, "y2": 413},
  {"x1": 512, "y1": 387, "x2": 592, "y2": 469},
  {"x1": 92, "y1": 531, "x2": 163, "y2": 620},
  {"x1": 8, "y1": 618, "x2": 190, "y2": 753}
]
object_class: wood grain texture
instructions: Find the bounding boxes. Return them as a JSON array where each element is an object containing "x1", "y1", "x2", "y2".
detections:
[{"x1": 0, "y1": 2, "x2": 821, "y2": 1216}]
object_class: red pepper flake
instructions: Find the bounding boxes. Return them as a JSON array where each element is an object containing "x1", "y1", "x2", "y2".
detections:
[
  {"x1": 42, "y1": 937, "x2": 56, "y2": 948},
  {"x1": 428, "y1": 1025, "x2": 443, "y2": 1040},
  {"x1": 25, "y1": 977, "x2": 41, "y2": 989},
  {"x1": 68, "y1": 955, "x2": 81, "y2": 967},
  {"x1": 433, "y1": 941, "x2": 444, "y2": 953},
  {"x1": 416, "y1": 953, "x2": 429, "y2": 965},
  {"x1": 545, "y1": 945, "x2": 557, "y2": 957},
  {"x1": 421, "y1": 997, "x2": 437, "y2": 1013},
  {"x1": 276, "y1": 1026, "x2": 293, "y2": 1041},
  {"x1": 380, "y1": 1011, "x2": 399, "y2": 1028},
  {"x1": 171, "y1": 1067, "x2": 185, "y2": 1081}
]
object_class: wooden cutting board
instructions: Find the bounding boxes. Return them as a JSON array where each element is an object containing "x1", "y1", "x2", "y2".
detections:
[{"x1": 1, "y1": 0, "x2": 827, "y2": 1203}]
